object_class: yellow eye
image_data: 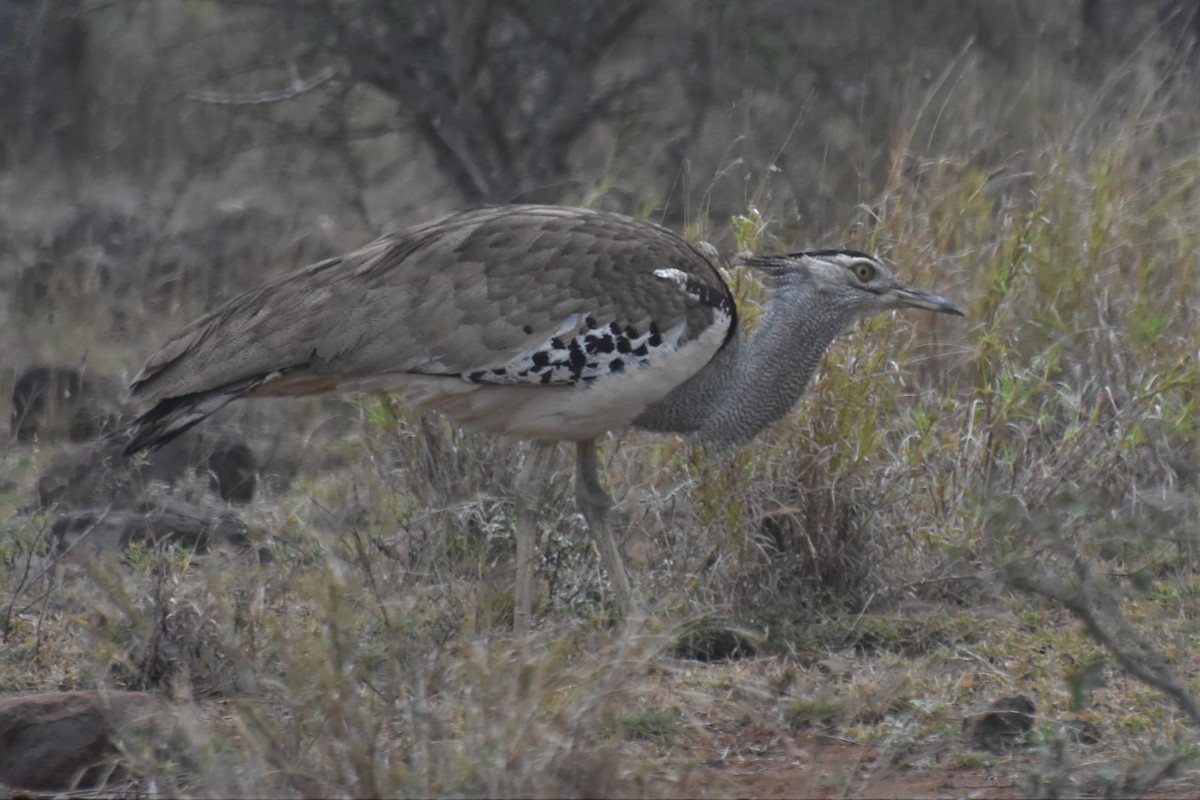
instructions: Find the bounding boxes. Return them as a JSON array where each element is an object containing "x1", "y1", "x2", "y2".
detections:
[{"x1": 853, "y1": 262, "x2": 876, "y2": 282}]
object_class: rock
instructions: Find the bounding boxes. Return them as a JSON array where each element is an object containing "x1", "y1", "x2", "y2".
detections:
[
  {"x1": 1060, "y1": 714, "x2": 1103, "y2": 745},
  {"x1": 205, "y1": 440, "x2": 257, "y2": 504},
  {"x1": 962, "y1": 694, "x2": 1036, "y2": 752},
  {"x1": 10, "y1": 366, "x2": 124, "y2": 443},
  {"x1": 38, "y1": 438, "x2": 182, "y2": 510},
  {"x1": 0, "y1": 690, "x2": 162, "y2": 790},
  {"x1": 34, "y1": 433, "x2": 264, "y2": 561},
  {"x1": 36, "y1": 431, "x2": 258, "y2": 509},
  {"x1": 816, "y1": 654, "x2": 856, "y2": 678},
  {"x1": 672, "y1": 619, "x2": 762, "y2": 662},
  {"x1": 48, "y1": 495, "x2": 253, "y2": 557}
]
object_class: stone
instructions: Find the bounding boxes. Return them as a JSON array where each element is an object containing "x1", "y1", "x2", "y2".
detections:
[
  {"x1": 36, "y1": 432, "x2": 258, "y2": 509},
  {"x1": 48, "y1": 495, "x2": 253, "y2": 557},
  {"x1": 0, "y1": 690, "x2": 162, "y2": 791},
  {"x1": 962, "y1": 694, "x2": 1036, "y2": 752}
]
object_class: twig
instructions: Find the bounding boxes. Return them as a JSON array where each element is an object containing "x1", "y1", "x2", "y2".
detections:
[
  {"x1": 1004, "y1": 533, "x2": 1200, "y2": 727},
  {"x1": 187, "y1": 64, "x2": 338, "y2": 105}
]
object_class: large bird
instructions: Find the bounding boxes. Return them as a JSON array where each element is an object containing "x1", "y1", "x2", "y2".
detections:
[{"x1": 123, "y1": 205, "x2": 963, "y2": 630}]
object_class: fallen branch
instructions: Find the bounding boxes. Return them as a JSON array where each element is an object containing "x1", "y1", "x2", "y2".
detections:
[{"x1": 187, "y1": 64, "x2": 337, "y2": 105}]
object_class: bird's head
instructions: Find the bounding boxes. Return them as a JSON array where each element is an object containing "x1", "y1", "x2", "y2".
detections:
[{"x1": 739, "y1": 250, "x2": 964, "y2": 319}]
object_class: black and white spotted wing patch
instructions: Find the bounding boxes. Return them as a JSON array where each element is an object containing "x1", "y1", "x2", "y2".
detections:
[
  {"x1": 650, "y1": 267, "x2": 736, "y2": 317},
  {"x1": 463, "y1": 313, "x2": 683, "y2": 386}
]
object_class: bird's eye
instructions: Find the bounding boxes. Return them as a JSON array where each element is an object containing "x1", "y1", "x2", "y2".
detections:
[{"x1": 853, "y1": 262, "x2": 876, "y2": 282}]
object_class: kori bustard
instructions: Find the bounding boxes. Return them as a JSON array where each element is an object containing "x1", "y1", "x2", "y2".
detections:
[{"x1": 124, "y1": 205, "x2": 963, "y2": 630}]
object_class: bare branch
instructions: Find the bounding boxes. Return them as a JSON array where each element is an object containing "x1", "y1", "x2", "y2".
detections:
[
  {"x1": 165, "y1": 0, "x2": 670, "y2": 203},
  {"x1": 1003, "y1": 524, "x2": 1200, "y2": 728},
  {"x1": 496, "y1": 0, "x2": 571, "y2": 48},
  {"x1": 577, "y1": 0, "x2": 655, "y2": 63},
  {"x1": 428, "y1": 114, "x2": 496, "y2": 199},
  {"x1": 187, "y1": 65, "x2": 338, "y2": 106}
]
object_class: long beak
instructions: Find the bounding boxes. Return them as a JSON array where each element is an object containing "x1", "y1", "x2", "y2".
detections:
[{"x1": 892, "y1": 286, "x2": 965, "y2": 316}]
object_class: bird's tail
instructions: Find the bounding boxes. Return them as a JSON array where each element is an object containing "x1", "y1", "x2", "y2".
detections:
[{"x1": 122, "y1": 372, "x2": 281, "y2": 456}]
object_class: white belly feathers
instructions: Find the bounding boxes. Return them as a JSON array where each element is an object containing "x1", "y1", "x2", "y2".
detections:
[
  {"x1": 338, "y1": 309, "x2": 730, "y2": 440},
  {"x1": 337, "y1": 262, "x2": 735, "y2": 440}
]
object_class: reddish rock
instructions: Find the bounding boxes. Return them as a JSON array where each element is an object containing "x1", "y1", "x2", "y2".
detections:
[
  {"x1": 962, "y1": 694, "x2": 1036, "y2": 752},
  {"x1": 0, "y1": 690, "x2": 162, "y2": 790}
]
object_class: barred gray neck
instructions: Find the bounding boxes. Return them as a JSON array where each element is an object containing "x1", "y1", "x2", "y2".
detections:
[{"x1": 633, "y1": 286, "x2": 857, "y2": 451}]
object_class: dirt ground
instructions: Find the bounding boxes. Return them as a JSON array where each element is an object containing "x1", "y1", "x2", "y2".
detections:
[
  {"x1": 608, "y1": 651, "x2": 1200, "y2": 800},
  {"x1": 674, "y1": 730, "x2": 1200, "y2": 799}
]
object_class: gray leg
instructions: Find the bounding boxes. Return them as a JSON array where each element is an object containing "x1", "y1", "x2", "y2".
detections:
[
  {"x1": 514, "y1": 442, "x2": 559, "y2": 633},
  {"x1": 575, "y1": 439, "x2": 638, "y2": 619}
]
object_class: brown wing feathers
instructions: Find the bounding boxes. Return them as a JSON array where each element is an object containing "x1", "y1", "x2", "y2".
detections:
[
  {"x1": 122, "y1": 206, "x2": 733, "y2": 454},
  {"x1": 122, "y1": 370, "x2": 294, "y2": 455}
]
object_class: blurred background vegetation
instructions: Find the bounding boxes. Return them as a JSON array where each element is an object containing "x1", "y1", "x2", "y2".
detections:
[
  {"x1": 1, "y1": 1, "x2": 1194, "y2": 228},
  {"x1": 5, "y1": 0, "x2": 1200, "y2": 796},
  {"x1": 2, "y1": 0, "x2": 1197, "y2": 373}
]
